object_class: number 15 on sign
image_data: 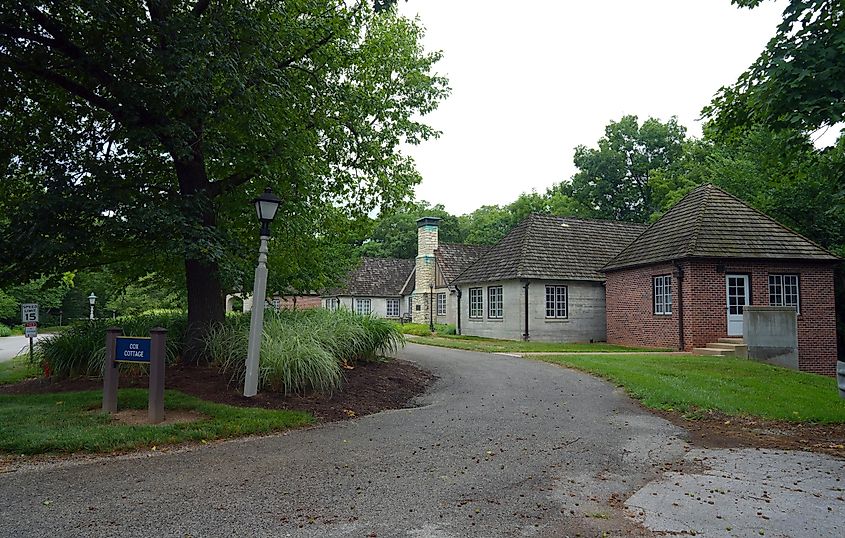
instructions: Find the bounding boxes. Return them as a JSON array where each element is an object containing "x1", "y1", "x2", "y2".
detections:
[{"x1": 21, "y1": 304, "x2": 38, "y2": 323}]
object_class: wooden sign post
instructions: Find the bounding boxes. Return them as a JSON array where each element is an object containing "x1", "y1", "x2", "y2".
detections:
[{"x1": 102, "y1": 327, "x2": 167, "y2": 423}]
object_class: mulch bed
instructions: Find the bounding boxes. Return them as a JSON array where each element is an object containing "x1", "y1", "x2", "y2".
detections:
[
  {"x1": 654, "y1": 408, "x2": 845, "y2": 458},
  {"x1": 0, "y1": 359, "x2": 435, "y2": 423}
]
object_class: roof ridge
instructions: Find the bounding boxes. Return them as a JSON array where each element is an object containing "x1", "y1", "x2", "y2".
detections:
[
  {"x1": 529, "y1": 212, "x2": 648, "y2": 227},
  {"x1": 687, "y1": 184, "x2": 712, "y2": 257},
  {"x1": 603, "y1": 183, "x2": 711, "y2": 270},
  {"x1": 515, "y1": 213, "x2": 536, "y2": 278},
  {"x1": 706, "y1": 183, "x2": 840, "y2": 258}
]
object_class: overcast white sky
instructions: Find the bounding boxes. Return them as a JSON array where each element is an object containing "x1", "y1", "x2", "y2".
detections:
[{"x1": 397, "y1": 0, "x2": 789, "y2": 215}]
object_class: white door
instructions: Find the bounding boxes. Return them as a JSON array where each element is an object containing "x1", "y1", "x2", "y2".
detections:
[{"x1": 725, "y1": 274, "x2": 750, "y2": 336}]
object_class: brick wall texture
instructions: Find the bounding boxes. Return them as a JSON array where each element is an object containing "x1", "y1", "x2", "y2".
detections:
[{"x1": 606, "y1": 259, "x2": 838, "y2": 376}]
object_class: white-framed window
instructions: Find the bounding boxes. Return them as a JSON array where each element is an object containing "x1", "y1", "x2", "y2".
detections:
[
  {"x1": 437, "y1": 293, "x2": 447, "y2": 316},
  {"x1": 545, "y1": 285, "x2": 568, "y2": 319},
  {"x1": 408, "y1": 295, "x2": 413, "y2": 314},
  {"x1": 386, "y1": 298, "x2": 400, "y2": 318},
  {"x1": 355, "y1": 298, "x2": 371, "y2": 315},
  {"x1": 469, "y1": 288, "x2": 483, "y2": 319},
  {"x1": 653, "y1": 275, "x2": 672, "y2": 315},
  {"x1": 769, "y1": 274, "x2": 800, "y2": 313},
  {"x1": 487, "y1": 286, "x2": 503, "y2": 319}
]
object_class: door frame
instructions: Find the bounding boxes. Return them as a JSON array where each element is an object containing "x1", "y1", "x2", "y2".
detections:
[{"x1": 725, "y1": 273, "x2": 751, "y2": 336}]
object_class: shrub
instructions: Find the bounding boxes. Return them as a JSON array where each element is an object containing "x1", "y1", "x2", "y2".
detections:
[
  {"x1": 394, "y1": 322, "x2": 434, "y2": 336},
  {"x1": 392, "y1": 322, "x2": 456, "y2": 336},
  {"x1": 438, "y1": 324, "x2": 457, "y2": 335},
  {"x1": 0, "y1": 325, "x2": 12, "y2": 337},
  {"x1": 205, "y1": 309, "x2": 404, "y2": 395},
  {"x1": 34, "y1": 311, "x2": 189, "y2": 379}
]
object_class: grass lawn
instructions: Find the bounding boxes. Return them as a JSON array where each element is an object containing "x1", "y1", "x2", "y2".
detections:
[
  {"x1": 411, "y1": 334, "x2": 660, "y2": 353},
  {"x1": 0, "y1": 389, "x2": 313, "y2": 455},
  {"x1": 536, "y1": 353, "x2": 845, "y2": 423},
  {"x1": 0, "y1": 357, "x2": 40, "y2": 384}
]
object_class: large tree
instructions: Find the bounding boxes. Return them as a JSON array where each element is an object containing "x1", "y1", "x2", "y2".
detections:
[
  {"x1": 566, "y1": 115, "x2": 687, "y2": 222},
  {"x1": 0, "y1": 1, "x2": 448, "y2": 360},
  {"x1": 705, "y1": 0, "x2": 845, "y2": 134}
]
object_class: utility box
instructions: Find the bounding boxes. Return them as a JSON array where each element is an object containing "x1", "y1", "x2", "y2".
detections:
[{"x1": 743, "y1": 306, "x2": 798, "y2": 370}]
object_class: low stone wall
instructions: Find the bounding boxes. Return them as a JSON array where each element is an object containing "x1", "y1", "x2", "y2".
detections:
[{"x1": 743, "y1": 306, "x2": 798, "y2": 370}]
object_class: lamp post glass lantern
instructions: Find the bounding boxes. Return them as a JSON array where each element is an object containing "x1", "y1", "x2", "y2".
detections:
[
  {"x1": 243, "y1": 187, "x2": 281, "y2": 397},
  {"x1": 88, "y1": 292, "x2": 97, "y2": 320}
]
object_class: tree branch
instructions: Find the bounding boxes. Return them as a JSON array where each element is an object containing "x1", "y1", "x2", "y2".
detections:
[
  {"x1": 208, "y1": 170, "x2": 256, "y2": 198},
  {"x1": 0, "y1": 52, "x2": 119, "y2": 114}
]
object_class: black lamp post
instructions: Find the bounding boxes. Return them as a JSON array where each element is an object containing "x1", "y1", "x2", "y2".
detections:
[
  {"x1": 244, "y1": 187, "x2": 281, "y2": 397},
  {"x1": 88, "y1": 292, "x2": 97, "y2": 320},
  {"x1": 254, "y1": 187, "x2": 281, "y2": 237}
]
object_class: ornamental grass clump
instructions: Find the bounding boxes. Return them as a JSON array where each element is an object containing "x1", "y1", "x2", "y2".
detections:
[
  {"x1": 204, "y1": 308, "x2": 404, "y2": 395},
  {"x1": 0, "y1": 325, "x2": 12, "y2": 337},
  {"x1": 33, "y1": 311, "x2": 189, "y2": 379}
]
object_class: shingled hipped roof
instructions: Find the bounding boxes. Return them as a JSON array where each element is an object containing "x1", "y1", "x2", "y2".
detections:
[
  {"x1": 330, "y1": 257, "x2": 414, "y2": 297},
  {"x1": 453, "y1": 214, "x2": 647, "y2": 284},
  {"x1": 436, "y1": 243, "x2": 491, "y2": 285},
  {"x1": 604, "y1": 183, "x2": 839, "y2": 271}
]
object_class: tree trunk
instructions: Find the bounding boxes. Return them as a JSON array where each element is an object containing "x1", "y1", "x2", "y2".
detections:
[{"x1": 174, "y1": 155, "x2": 225, "y2": 364}]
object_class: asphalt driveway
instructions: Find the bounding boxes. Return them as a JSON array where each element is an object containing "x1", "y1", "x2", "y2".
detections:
[
  {"x1": 0, "y1": 334, "x2": 38, "y2": 362},
  {"x1": 1, "y1": 343, "x2": 841, "y2": 537}
]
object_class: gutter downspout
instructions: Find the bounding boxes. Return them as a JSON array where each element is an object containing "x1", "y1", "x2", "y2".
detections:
[
  {"x1": 674, "y1": 261, "x2": 685, "y2": 351},
  {"x1": 522, "y1": 281, "x2": 530, "y2": 341},
  {"x1": 455, "y1": 285, "x2": 462, "y2": 335},
  {"x1": 429, "y1": 284, "x2": 435, "y2": 332}
]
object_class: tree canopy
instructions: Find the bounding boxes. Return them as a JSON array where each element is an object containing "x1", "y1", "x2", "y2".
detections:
[
  {"x1": 705, "y1": 0, "x2": 845, "y2": 134},
  {"x1": 0, "y1": 1, "x2": 448, "y2": 359}
]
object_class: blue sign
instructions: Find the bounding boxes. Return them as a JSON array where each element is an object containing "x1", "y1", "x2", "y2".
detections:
[{"x1": 115, "y1": 337, "x2": 152, "y2": 363}]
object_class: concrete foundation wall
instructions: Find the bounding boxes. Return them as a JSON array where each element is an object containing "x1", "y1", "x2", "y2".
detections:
[
  {"x1": 459, "y1": 279, "x2": 607, "y2": 342},
  {"x1": 743, "y1": 306, "x2": 799, "y2": 370}
]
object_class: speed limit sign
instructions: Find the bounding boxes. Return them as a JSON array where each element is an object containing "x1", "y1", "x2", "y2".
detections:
[{"x1": 21, "y1": 303, "x2": 39, "y2": 323}]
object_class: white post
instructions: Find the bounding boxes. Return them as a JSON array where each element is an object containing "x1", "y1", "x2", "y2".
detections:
[
  {"x1": 89, "y1": 304, "x2": 95, "y2": 320},
  {"x1": 243, "y1": 235, "x2": 269, "y2": 397}
]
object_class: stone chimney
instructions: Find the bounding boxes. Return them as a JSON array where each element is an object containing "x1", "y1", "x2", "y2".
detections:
[{"x1": 413, "y1": 216, "x2": 440, "y2": 324}]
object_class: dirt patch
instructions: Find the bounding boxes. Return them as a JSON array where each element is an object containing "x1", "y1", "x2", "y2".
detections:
[
  {"x1": 110, "y1": 408, "x2": 207, "y2": 425},
  {"x1": 653, "y1": 408, "x2": 845, "y2": 458},
  {"x1": 0, "y1": 359, "x2": 435, "y2": 423}
]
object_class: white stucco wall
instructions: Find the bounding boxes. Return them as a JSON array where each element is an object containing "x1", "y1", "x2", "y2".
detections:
[{"x1": 458, "y1": 279, "x2": 607, "y2": 342}]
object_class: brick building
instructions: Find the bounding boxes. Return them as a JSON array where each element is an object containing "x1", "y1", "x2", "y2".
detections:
[{"x1": 603, "y1": 184, "x2": 839, "y2": 375}]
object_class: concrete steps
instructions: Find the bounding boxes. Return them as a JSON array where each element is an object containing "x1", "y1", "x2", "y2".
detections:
[{"x1": 692, "y1": 338, "x2": 747, "y2": 358}]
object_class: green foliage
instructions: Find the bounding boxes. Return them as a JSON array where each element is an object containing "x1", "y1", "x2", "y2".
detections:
[
  {"x1": 707, "y1": 1, "x2": 845, "y2": 134},
  {"x1": 360, "y1": 201, "x2": 466, "y2": 258},
  {"x1": 205, "y1": 309, "x2": 404, "y2": 395},
  {"x1": 34, "y1": 311, "x2": 189, "y2": 379},
  {"x1": 392, "y1": 322, "x2": 454, "y2": 336},
  {"x1": 0, "y1": 389, "x2": 313, "y2": 455},
  {"x1": 537, "y1": 353, "x2": 845, "y2": 423},
  {"x1": 0, "y1": 325, "x2": 12, "y2": 337},
  {"x1": 0, "y1": 2, "x2": 449, "y2": 356},
  {"x1": 567, "y1": 115, "x2": 687, "y2": 222}
]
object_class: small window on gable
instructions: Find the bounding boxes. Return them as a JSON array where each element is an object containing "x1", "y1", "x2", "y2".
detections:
[
  {"x1": 768, "y1": 274, "x2": 800, "y2": 313},
  {"x1": 653, "y1": 275, "x2": 672, "y2": 315}
]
